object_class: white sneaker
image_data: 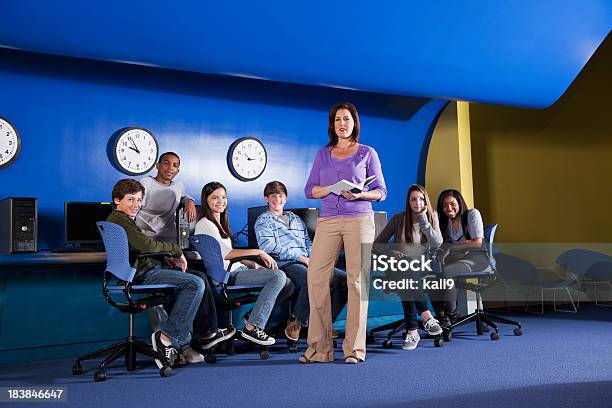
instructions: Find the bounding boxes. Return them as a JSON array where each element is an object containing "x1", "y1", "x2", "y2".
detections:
[
  {"x1": 402, "y1": 332, "x2": 420, "y2": 350},
  {"x1": 423, "y1": 317, "x2": 443, "y2": 336},
  {"x1": 181, "y1": 347, "x2": 205, "y2": 364}
]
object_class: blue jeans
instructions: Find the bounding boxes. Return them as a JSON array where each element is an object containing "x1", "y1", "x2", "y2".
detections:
[
  {"x1": 281, "y1": 262, "x2": 347, "y2": 326},
  {"x1": 401, "y1": 301, "x2": 429, "y2": 331},
  {"x1": 141, "y1": 266, "x2": 205, "y2": 350},
  {"x1": 227, "y1": 268, "x2": 290, "y2": 329},
  {"x1": 161, "y1": 269, "x2": 220, "y2": 337}
]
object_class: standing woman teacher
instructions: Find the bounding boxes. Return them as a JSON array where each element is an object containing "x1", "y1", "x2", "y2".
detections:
[{"x1": 301, "y1": 102, "x2": 387, "y2": 364}]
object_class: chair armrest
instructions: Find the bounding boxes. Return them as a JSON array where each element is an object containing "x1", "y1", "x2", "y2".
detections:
[
  {"x1": 137, "y1": 252, "x2": 174, "y2": 261},
  {"x1": 453, "y1": 271, "x2": 496, "y2": 281},
  {"x1": 228, "y1": 255, "x2": 265, "y2": 270}
]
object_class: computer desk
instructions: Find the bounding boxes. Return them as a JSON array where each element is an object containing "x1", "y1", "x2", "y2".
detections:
[{"x1": 0, "y1": 251, "x2": 106, "y2": 268}]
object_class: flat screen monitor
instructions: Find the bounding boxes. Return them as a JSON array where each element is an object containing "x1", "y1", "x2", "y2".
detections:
[
  {"x1": 288, "y1": 208, "x2": 319, "y2": 240},
  {"x1": 64, "y1": 202, "x2": 113, "y2": 245},
  {"x1": 373, "y1": 210, "x2": 388, "y2": 238}
]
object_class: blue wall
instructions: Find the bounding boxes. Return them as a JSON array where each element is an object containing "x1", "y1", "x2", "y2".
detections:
[
  {"x1": 0, "y1": 48, "x2": 446, "y2": 362},
  {"x1": 0, "y1": 49, "x2": 446, "y2": 249}
]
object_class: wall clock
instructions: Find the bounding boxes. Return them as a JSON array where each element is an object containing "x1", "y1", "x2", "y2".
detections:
[
  {"x1": 0, "y1": 117, "x2": 21, "y2": 169},
  {"x1": 111, "y1": 127, "x2": 159, "y2": 175},
  {"x1": 227, "y1": 137, "x2": 267, "y2": 182}
]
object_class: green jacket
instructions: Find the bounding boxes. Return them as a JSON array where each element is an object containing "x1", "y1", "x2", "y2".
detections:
[{"x1": 106, "y1": 210, "x2": 183, "y2": 278}]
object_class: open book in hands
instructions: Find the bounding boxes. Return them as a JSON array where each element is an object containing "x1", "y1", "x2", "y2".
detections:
[{"x1": 328, "y1": 175, "x2": 377, "y2": 196}]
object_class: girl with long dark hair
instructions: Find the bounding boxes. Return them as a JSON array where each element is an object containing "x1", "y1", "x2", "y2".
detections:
[
  {"x1": 375, "y1": 184, "x2": 443, "y2": 350},
  {"x1": 435, "y1": 189, "x2": 488, "y2": 325}
]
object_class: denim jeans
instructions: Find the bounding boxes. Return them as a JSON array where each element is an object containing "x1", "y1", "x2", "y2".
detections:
[
  {"x1": 281, "y1": 262, "x2": 347, "y2": 326},
  {"x1": 141, "y1": 265, "x2": 205, "y2": 350},
  {"x1": 149, "y1": 269, "x2": 219, "y2": 338},
  {"x1": 227, "y1": 268, "x2": 289, "y2": 329},
  {"x1": 401, "y1": 301, "x2": 429, "y2": 331}
]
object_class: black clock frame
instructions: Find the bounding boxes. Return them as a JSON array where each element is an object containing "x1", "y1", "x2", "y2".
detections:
[
  {"x1": 110, "y1": 127, "x2": 159, "y2": 176},
  {"x1": 0, "y1": 116, "x2": 22, "y2": 169},
  {"x1": 226, "y1": 137, "x2": 267, "y2": 182}
]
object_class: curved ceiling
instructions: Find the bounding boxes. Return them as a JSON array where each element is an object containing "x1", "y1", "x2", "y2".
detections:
[{"x1": 1, "y1": 1, "x2": 610, "y2": 108}]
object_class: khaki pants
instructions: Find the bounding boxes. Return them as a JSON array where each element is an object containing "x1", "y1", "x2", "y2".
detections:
[{"x1": 304, "y1": 215, "x2": 375, "y2": 362}]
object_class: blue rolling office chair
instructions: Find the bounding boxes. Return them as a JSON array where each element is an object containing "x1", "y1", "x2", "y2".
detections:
[
  {"x1": 448, "y1": 224, "x2": 522, "y2": 340},
  {"x1": 72, "y1": 222, "x2": 176, "y2": 382},
  {"x1": 189, "y1": 233, "x2": 272, "y2": 359},
  {"x1": 556, "y1": 248, "x2": 612, "y2": 307}
]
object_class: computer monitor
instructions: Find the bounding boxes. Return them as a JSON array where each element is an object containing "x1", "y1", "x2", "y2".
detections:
[
  {"x1": 287, "y1": 207, "x2": 319, "y2": 240},
  {"x1": 373, "y1": 210, "x2": 388, "y2": 238},
  {"x1": 247, "y1": 206, "x2": 269, "y2": 248},
  {"x1": 64, "y1": 202, "x2": 113, "y2": 245}
]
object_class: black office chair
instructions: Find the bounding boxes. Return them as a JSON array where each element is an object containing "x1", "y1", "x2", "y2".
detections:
[
  {"x1": 448, "y1": 224, "x2": 523, "y2": 340},
  {"x1": 72, "y1": 221, "x2": 177, "y2": 382}
]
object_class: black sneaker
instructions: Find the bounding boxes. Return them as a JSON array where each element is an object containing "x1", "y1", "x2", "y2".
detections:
[
  {"x1": 438, "y1": 316, "x2": 452, "y2": 329},
  {"x1": 241, "y1": 326, "x2": 275, "y2": 346},
  {"x1": 197, "y1": 327, "x2": 237, "y2": 350},
  {"x1": 151, "y1": 330, "x2": 178, "y2": 369}
]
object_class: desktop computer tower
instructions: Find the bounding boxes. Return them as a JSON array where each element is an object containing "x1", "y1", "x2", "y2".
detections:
[
  {"x1": 176, "y1": 204, "x2": 199, "y2": 250},
  {"x1": 0, "y1": 197, "x2": 38, "y2": 253}
]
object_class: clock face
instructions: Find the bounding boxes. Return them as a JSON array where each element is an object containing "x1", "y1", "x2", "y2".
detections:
[
  {"x1": 113, "y1": 127, "x2": 159, "y2": 175},
  {"x1": 227, "y1": 137, "x2": 267, "y2": 182},
  {"x1": 0, "y1": 117, "x2": 21, "y2": 169}
]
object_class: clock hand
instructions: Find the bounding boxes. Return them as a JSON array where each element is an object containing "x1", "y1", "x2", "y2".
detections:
[
  {"x1": 128, "y1": 137, "x2": 140, "y2": 153},
  {"x1": 127, "y1": 146, "x2": 139, "y2": 153}
]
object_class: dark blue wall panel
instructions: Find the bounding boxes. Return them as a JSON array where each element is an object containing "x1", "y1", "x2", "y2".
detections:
[{"x1": 1, "y1": 1, "x2": 610, "y2": 108}]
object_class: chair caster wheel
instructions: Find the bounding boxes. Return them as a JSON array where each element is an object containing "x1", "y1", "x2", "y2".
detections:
[
  {"x1": 94, "y1": 370, "x2": 106, "y2": 382},
  {"x1": 72, "y1": 362, "x2": 83, "y2": 375},
  {"x1": 444, "y1": 331, "x2": 452, "y2": 342},
  {"x1": 173, "y1": 358, "x2": 185, "y2": 368},
  {"x1": 514, "y1": 328, "x2": 522, "y2": 336},
  {"x1": 260, "y1": 350, "x2": 270, "y2": 360},
  {"x1": 490, "y1": 332, "x2": 500, "y2": 341},
  {"x1": 159, "y1": 366, "x2": 173, "y2": 377},
  {"x1": 366, "y1": 335, "x2": 375, "y2": 344},
  {"x1": 205, "y1": 353, "x2": 217, "y2": 364},
  {"x1": 382, "y1": 339, "x2": 393, "y2": 349},
  {"x1": 434, "y1": 338, "x2": 444, "y2": 348}
]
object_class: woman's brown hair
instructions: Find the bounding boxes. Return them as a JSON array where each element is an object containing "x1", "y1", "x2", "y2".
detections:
[
  {"x1": 404, "y1": 184, "x2": 437, "y2": 244},
  {"x1": 327, "y1": 102, "x2": 360, "y2": 147}
]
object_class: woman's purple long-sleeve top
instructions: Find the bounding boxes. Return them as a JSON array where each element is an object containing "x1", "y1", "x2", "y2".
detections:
[{"x1": 304, "y1": 144, "x2": 387, "y2": 218}]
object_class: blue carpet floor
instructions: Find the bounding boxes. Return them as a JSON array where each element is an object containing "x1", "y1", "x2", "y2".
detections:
[{"x1": 1, "y1": 305, "x2": 611, "y2": 408}]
